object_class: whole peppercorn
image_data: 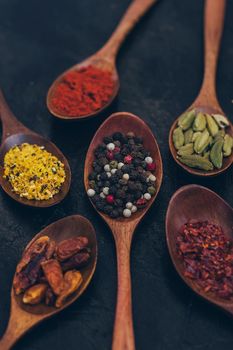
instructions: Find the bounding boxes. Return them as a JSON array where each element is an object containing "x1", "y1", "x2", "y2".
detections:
[
  {"x1": 110, "y1": 209, "x2": 119, "y2": 218},
  {"x1": 104, "y1": 136, "x2": 113, "y2": 144},
  {"x1": 114, "y1": 153, "x2": 123, "y2": 162},
  {"x1": 134, "y1": 191, "x2": 142, "y2": 200},
  {"x1": 100, "y1": 173, "x2": 108, "y2": 181},
  {"x1": 96, "y1": 200, "x2": 105, "y2": 210},
  {"x1": 93, "y1": 165, "x2": 102, "y2": 173},
  {"x1": 121, "y1": 165, "x2": 130, "y2": 173},
  {"x1": 107, "y1": 143, "x2": 115, "y2": 151},
  {"x1": 88, "y1": 172, "x2": 97, "y2": 180},
  {"x1": 110, "y1": 160, "x2": 118, "y2": 169},
  {"x1": 110, "y1": 175, "x2": 118, "y2": 184},
  {"x1": 135, "y1": 182, "x2": 143, "y2": 191},
  {"x1": 119, "y1": 179, "x2": 128, "y2": 186},
  {"x1": 106, "y1": 194, "x2": 114, "y2": 204},
  {"x1": 89, "y1": 180, "x2": 96, "y2": 188},
  {"x1": 87, "y1": 189, "x2": 95, "y2": 197},
  {"x1": 114, "y1": 146, "x2": 121, "y2": 153},
  {"x1": 106, "y1": 151, "x2": 114, "y2": 160},
  {"x1": 136, "y1": 198, "x2": 147, "y2": 207},
  {"x1": 114, "y1": 140, "x2": 121, "y2": 147},
  {"x1": 116, "y1": 189, "x2": 126, "y2": 199},
  {"x1": 115, "y1": 198, "x2": 123, "y2": 207},
  {"x1": 147, "y1": 186, "x2": 156, "y2": 195},
  {"x1": 104, "y1": 205, "x2": 113, "y2": 214},
  {"x1": 147, "y1": 163, "x2": 156, "y2": 171},
  {"x1": 124, "y1": 155, "x2": 133, "y2": 164},
  {"x1": 123, "y1": 209, "x2": 131, "y2": 218},
  {"x1": 109, "y1": 186, "x2": 117, "y2": 195},
  {"x1": 113, "y1": 132, "x2": 123, "y2": 141},
  {"x1": 98, "y1": 157, "x2": 108, "y2": 166}
]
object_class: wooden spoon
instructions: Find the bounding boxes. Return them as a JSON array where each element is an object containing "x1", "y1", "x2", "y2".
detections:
[
  {"x1": 84, "y1": 112, "x2": 163, "y2": 350},
  {"x1": 0, "y1": 90, "x2": 71, "y2": 207},
  {"x1": 47, "y1": 0, "x2": 157, "y2": 120},
  {"x1": 169, "y1": 0, "x2": 233, "y2": 176},
  {"x1": 166, "y1": 184, "x2": 233, "y2": 314},
  {"x1": 0, "y1": 214, "x2": 97, "y2": 350}
]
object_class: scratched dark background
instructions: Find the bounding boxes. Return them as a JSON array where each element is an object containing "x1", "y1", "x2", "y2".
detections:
[{"x1": 0, "y1": 0, "x2": 233, "y2": 349}]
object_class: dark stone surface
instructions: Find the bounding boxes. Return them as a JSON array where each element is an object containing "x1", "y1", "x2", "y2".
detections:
[{"x1": 0, "y1": 0, "x2": 233, "y2": 349}]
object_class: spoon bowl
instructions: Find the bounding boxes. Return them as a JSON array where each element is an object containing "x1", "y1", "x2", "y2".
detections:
[
  {"x1": 47, "y1": 56, "x2": 120, "y2": 121},
  {"x1": 0, "y1": 214, "x2": 97, "y2": 349},
  {"x1": 47, "y1": 0, "x2": 157, "y2": 121},
  {"x1": 169, "y1": 105, "x2": 233, "y2": 177},
  {"x1": 166, "y1": 184, "x2": 233, "y2": 313},
  {"x1": 84, "y1": 112, "x2": 163, "y2": 349},
  {"x1": 169, "y1": 0, "x2": 233, "y2": 176},
  {"x1": 0, "y1": 90, "x2": 71, "y2": 207}
]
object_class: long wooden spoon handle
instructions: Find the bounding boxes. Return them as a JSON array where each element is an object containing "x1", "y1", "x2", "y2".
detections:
[
  {"x1": 197, "y1": 0, "x2": 226, "y2": 107},
  {"x1": 0, "y1": 89, "x2": 28, "y2": 140},
  {"x1": 112, "y1": 234, "x2": 135, "y2": 350},
  {"x1": 99, "y1": 0, "x2": 157, "y2": 60}
]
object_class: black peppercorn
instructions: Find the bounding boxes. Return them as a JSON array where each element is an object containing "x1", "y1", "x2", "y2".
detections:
[
  {"x1": 103, "y1": 136, "x2": 113, "y2": 144},
  {"x1": 100, "y1": 173, "x2": 108, "y2": 180},
  {"x1": 113, "y1": 132, "x2": 123, "y2": 141}
]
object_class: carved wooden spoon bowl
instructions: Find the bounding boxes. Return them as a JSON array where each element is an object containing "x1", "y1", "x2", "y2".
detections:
[
  {"x1": 0, "y1": 215, "x2": 97, "y2": 350},
  {"x1": 169, "y1": 0, "x2": 233, "y2": 176},
  {"x1": 47, "y1": 0, "x2": 157, "y2": 120},
  {"x1": 0, "y1": 90, "x2": 71, "y2": 207},
  {"x1": 166, "y1": 184, "x2": 233, "y2": 314},
  {"x1": 84, "y1": 112, "x2": 163, "y2": 350}
]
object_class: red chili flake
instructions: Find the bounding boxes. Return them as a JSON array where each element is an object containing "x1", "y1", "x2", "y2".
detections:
[
  {"x1": 176, "y1": 220, "x2": 233, "y2": 300},
  {"x1": 147, "y1": 163, "x2": 156, "y2": 171},
  {"x1": 106, "y1": 195, "x2": 114, "y2": 204},
  {"x1": 124, "y1": 155, "x2": 133, "y2": 164}
]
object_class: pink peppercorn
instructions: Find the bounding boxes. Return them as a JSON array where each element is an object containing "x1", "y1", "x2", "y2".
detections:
[
  {"x1": 147, "y1": 163, "x2": 156, "y2": 171},
  {"x1": 106, "y1": 195, "x2": 114, "y2": 204},
  {"x1": 107, "y1": 151, "x2": 114, "y2": 160},
  {"x1": 114, "y1": 146, "x2": 121, "y2": 153},
  {"x1": 124, "y1": 155, "x2": 133, "y2": 164},
  {"x1": 136, "y1": 198, "x2": 147, "y2": 207}
]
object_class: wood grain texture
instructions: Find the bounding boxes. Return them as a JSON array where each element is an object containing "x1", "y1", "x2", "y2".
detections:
[
  {"x1": 166, "y1": 185, "x2": 233, "y2": 315},
  {"x1": 0, "y1": 90, "x2": 71, "y2": 207},
  {"x1": 169, "y1": 0, "x2": 233, "y2": 177},
  {"x1": 47, "y1": 0, "x2": 157, "y2": 120},
  {"x1": 0, "y1": 215, "x2": 97, "y2": 350},
  {"x1": 84, "y1": 112, "x2": 163, "y2": 350}
]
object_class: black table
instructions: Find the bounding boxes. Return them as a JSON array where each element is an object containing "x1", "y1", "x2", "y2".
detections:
[{"x1": 0, "y1": 1, "x2": 233, "y2": 349}]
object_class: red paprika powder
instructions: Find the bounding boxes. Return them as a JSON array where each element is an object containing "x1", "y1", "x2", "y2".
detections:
[{"x1": 50, "y1": 65, "x2": 115, "y2": 117}]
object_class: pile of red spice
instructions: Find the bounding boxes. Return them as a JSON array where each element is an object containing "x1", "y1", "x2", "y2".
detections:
[
  {"x1": 50, "y1": 65, "x2": 115, "y2": 117},
  {"x1": 176, "y1": 220, "x2": 233, "y2": 299}
]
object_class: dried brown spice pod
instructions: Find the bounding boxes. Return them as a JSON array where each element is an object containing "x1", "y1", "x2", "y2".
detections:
[
  {"x1": 56, "y1": 236, "x2": 89, "y2": 261},
  {"x1": 16, "y1": 236, "x2": 50, "y2": 274},
  {"x1": 61, "y1": 250, "x2": 91, "y2": 271},
  {"x1": 23, "y1": 284, "x2": 48, "y2": 305},
  {"x1": 56, "y1": 270, "x2": 83, "y2": 308},
  {"x1": 41, "y1": 259, "x2": 64, "y2": 295},
  {"x1": 45, "y1": 287, "x2": 56, "y2": 306}
]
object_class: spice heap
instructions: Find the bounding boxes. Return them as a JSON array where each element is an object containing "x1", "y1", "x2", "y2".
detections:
[
  {"x1": 50, "y1": 65, "x2": 115, "y2": 117},
  {"x1": 3, "y1": 143, "x2": 66, "y2": 200},
  {"x1": 172, "y1": 109, "x2": 233, "y2": 171},
  {"x1": 87, "y1": 131, "x2": 157, "y2": 218},
  {"x1": 13, "y1": 235, "x2": 91, "y2": 308},
  {"x1": 176, "y1": 220, "x2": 233, "y2": 299}
]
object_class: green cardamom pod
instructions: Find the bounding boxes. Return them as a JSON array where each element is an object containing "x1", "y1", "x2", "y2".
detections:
[
  {"x1": 206, "y1": 114, "x2": 219, "y2": 137},
  {"x1": 193, "y1": 112, "x2": 206, "y2": 131},
  {"x1": 173, "y1": 127, "x2": 184, "y2": 150},
  {"x1": 210, "y1": 139, "x2": 224, "y2": 169},
  {"x1": 212, "y1": 114, "x2": 229, "y2": 129},
  {"x1": 192, "y1": 131, "x2": 202, "y2": 142},
  {"x1": 203, "y1": 151, "x2": 210, "y2": 159},
  {"x1": 178, "y1": 155, "x2": 213, "y2": 171},
  {"x1": 214, "y1": 129, "x2": 225, "y2": 142},
  {"x1": 178, "y1": 109, "x2": 196, "y2": 130},
  {"x1": 194, "y1": 129, "x2": 210, "y2": 154},
  {"x1": 177, "y1": 143, "x2": 194, "y2": 156},
  {"x1": 184, "y1": 129, "x2": 193, "y2": 144},
  {"x1": 223, "y1": 134, "x2": 233, "y2": 157}
]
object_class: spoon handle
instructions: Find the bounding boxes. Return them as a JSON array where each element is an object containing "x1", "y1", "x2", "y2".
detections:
[
  {"x1": 112, "y1": 229, "x2": 135, "y2": 350},
  {"x1": 195, "y1": 0, "x2": 226, "y2": 108},
  {"x1": 0, "y1": 296, "x2": 38, "y2": 350},
  {"x1": 98, "y1": 0, "x2": 157, "y2": 60},
  {"x1": 0, "y1": 90, "x2": 28, "y2": 141}
]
